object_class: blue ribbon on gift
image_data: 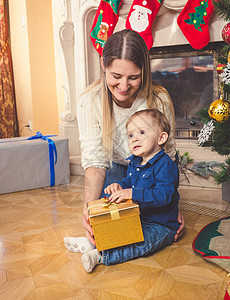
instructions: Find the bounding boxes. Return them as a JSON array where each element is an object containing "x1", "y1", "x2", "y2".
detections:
[
  {"x1": 28, "y1": 132, "x2": 57, "y2": 186},
  {"x1": 0, "y1": 131, "x2": 57, "y2": 186}
]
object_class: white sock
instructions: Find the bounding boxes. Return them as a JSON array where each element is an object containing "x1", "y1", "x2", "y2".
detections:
[
  {"x1": 81, "y1": 249, "x2": 102, "y2": 273},
  {"x1": 63, "y1": 237, "x2": 95, "y2": 253}
]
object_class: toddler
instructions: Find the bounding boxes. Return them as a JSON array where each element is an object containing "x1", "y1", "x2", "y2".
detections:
[{"x1": 65, "y1": 109, "x2": 180, "y2": 272}]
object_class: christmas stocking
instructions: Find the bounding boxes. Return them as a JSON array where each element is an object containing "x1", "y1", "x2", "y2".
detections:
[
  {"x1": 177, "y1": 0, "x2": 214, "y2": 50},
  {"x1": 125, "y1": 0, "x2": 164, "y2": 49},
  {"x1": 90, "y1": 0, "x2": 123, "y2": 55}
]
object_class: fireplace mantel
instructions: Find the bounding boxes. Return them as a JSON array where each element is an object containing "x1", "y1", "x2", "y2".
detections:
[{"x1": 55, "y1": 0, "x2": 226, "y2": 175}]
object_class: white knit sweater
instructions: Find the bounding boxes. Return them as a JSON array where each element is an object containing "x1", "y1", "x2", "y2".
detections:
[{"x1": 77, "y1": 84, "x2": 176, "y2": 170}]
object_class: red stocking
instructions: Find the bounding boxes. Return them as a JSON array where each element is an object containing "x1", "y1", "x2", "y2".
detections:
[
  {"x1": 125, "y1": 0, "x2": 164, "y2": 49},
  {"x1": 177, "y1": 0, "x2": 214, "y2": 50},
  {"x1": 90, "y1": 0, "x2": 123, "y2": 55}
]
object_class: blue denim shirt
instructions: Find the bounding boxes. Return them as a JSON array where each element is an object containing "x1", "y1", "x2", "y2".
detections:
[{"x1": 119, "y1": 149, "x2": 180, "y2": 231}]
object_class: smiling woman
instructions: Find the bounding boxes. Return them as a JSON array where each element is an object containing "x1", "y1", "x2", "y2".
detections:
[
  {"x1": 72, "y1": 29, "x2": 185, "y2": 248},
  {"x1": 101, "y1": 58, "x2": 142, "y2": 108}
]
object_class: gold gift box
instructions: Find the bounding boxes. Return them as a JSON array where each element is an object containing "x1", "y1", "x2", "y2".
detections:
[{"x1": 87, "y1": 198, "x2": 144, "y2": 251}]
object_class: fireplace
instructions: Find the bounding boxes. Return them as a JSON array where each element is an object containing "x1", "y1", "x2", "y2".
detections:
[
  {"x1": 55, "y1": 0, "x2": 227, "y2": 175},
  {"x1": 150, "y1": 42, "x2": 223, "y2": 139}
]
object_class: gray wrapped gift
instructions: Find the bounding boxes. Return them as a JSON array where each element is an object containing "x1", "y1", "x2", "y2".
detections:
[{"x1": 0, "y1": 133, "x2": 70, "y2": 194}]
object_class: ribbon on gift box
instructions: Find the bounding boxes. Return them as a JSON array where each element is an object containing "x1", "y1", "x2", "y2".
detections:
[
  {"x1": 28, "y1": 132, "x2": 57, "y2": 186},
  {"x1": 107, "y1": 203, "x2": 120, "y2": 220},
  {"x1": 87, "y1": 200, "x2": 126, "y2": 220},
  {"x1": 0, "y1": 132, "x2": 57, "y2": 186}
]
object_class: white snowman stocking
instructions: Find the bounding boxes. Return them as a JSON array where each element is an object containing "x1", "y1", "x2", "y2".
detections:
[{"x1": 125, "y1": 0, "x2": 164, "y2": 49}]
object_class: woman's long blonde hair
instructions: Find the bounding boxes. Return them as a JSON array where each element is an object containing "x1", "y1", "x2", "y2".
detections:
[{"x1": 84, "y1": 29, "x2": 173, "y2": 160}]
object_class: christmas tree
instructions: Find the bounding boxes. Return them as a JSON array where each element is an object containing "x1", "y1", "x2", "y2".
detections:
[
  {"x1": 185, "y1": 0, "x2": 208, "y2": 31},
  {"x1": 198, "y1": 106, "x2": 230, "y2": 184},
  {"x1": 197, "y1": 5, "x2": 230, "y2": 185}
]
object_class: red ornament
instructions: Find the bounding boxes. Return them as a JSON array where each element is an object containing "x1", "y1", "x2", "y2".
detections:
[
  {"x1": 222, "y1": 23, "x2": 230, "y2": 44},
  {"x1": 217, "y1": 63, "x2": 226, "y2": 74}
]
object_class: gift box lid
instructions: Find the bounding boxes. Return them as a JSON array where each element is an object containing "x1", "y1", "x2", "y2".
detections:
[{"x1": 87, "y1": 198, "x2": 140, "y2": 225}]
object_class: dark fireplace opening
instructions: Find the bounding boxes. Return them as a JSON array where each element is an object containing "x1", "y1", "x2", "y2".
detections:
[
  {"x1": 149, "y1": 43, "x2": 223, "y2": 139},
  {"x1": 151, "y1": 56, "x2": 213, "y2": 139}
]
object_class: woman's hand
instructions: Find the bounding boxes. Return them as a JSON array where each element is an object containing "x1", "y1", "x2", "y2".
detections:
[
  {"x1": 108, "y1": 188, "x2": 132, "y2": 203},
  {"x1": 174, "y1": 210, "x2": 185, "y2": 241},
  {"x1": 82, "y1": 167, "x2": 106, "y2": 246},
  {"x1": 83, "y1": 204, "x2": 96, "y2": 246},
  {"x1": 104, "y1": 183, "x2": 123, "y2": 195}
]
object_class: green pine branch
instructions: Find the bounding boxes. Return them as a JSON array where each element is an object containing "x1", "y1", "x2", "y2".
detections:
[
  {"x1": 217, "y1": 44, "x2": 230, "y2": 95},
  {"x1": 218, "y1": 44, "x2": 230, "y2": 64},
  {"x1": 223, "y1": 83, "x2": 230, "y2": 94},
  {"x1": 212, "y1": 0, "x2": 230, "y2": 21},
  {"x1": 188, "y1": 161, "x2": 220, "y2": 178},
  {"x1": 212, "y1": 120, "x2": 230, "y2": 156},
  {"x1": 198, "y1": 108, "x2": 230, "y2": 156},
  {"x1": 197, "y1": 107, "x2": 230, "y2": 183},
  {"x1": 178, "y1": 151, "x2": 193, "y2": 168},
  {"x1": 214, "y1": 157, "x2": 230, "y2": 184},
  {"x1": 198, "y1": 107, "x2": 210, "y2": 123},
  {"x1": 197, "y1": 38, "x2": 230, "y2": 184}
]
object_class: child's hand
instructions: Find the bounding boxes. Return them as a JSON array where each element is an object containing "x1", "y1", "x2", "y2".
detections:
[
  {"x1": 109, "y1": 188, "x2": 132, "y2": 204},
  {"x1": 104, "y1": 183, "x2": 122, "y2": 195}
]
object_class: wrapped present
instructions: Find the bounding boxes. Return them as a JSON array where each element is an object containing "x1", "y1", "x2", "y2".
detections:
[
  {"x1": 87, "y1": 198, "x2": 144, "y2": 251},
  {"x1": 0, "y1": 132, "x2": 70, "y2": 194}
]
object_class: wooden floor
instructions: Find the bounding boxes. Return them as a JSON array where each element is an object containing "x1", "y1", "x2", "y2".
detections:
[{"x1": 0, "y1": 176, "x2": 229, "y2": 300}]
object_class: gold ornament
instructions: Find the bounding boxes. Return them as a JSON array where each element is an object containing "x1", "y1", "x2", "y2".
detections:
[{"x1": 208, "y1": 98, "x2": 230, "y2": 123}]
